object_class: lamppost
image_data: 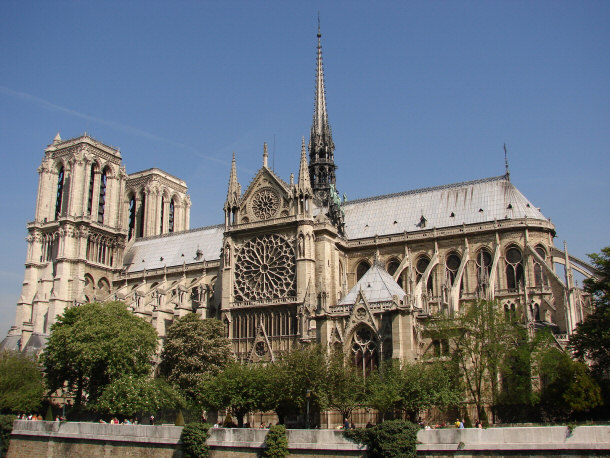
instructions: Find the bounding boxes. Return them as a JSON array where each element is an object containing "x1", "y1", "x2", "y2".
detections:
[{"x1": 306, "y1": 390, "x2": 311, "y2": 429}]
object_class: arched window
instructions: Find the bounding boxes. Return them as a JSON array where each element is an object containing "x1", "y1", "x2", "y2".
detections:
[
  {"x1": 138, "y1": 194, "x2": 146, "y2": 238},
  {"x1": 416, "y1": 256, "x2": 434, "y2": 292},
  {"x1": 446, "y1": 253, "x2": 461, "y2": 287},
  {"x1": 505, "y1": 246, "x2": 524, "y2": 290},
  {"x1": 356, "y1": 261, "x2": 370, "y2": 282},
  {"x1": 386, "y1": 259, "x2": 403, "y2": 288},
  {"x1": 351, "y1": 326, "x2": 378, "y2": 376},
  {"x1": 128, "y1": 196, "x2": 136, "y2": 240},
  {"x1": 97, "y1": 169, "x2": 107, "y2": 223},
  {"x1": 534, "y1": 245, "x2": 548, "y2": 287},
  {"x1": 159, "y1": 195, "x2": 165, "y2": 234},
  {"x1": 55, "y1": 166, "x2": 65, "y2": 219},
  {"x1": 476, "y1": 248, "x2": 493, "y2": 290},
  {"x1": 87, "y1": 164, "x2": 96, "y2": 215},
  {"x1": 169, "y1": 199, "x2": 175, "y2": 233}
]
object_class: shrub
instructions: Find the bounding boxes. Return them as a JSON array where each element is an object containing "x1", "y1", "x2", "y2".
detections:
[
  {"x1": 0, "y1": 415, "x2": 16, "y2": 457},
  {"x1": 263, "y1": 424, "x2": 289, "y2": 457},
  {"x1": 345, "y1": 420, "x2": 419, "y2": 458},
  {"x1": 181, "y1": 422, "x2": 211, "y2": 458},
  {"x1": 175, "y1": 410, "x2": 185, "y2": 426}
]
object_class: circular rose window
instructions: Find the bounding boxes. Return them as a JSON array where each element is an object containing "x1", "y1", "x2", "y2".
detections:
[{"x1": 252, "y1": 189, "x2": 279, "y2": 220}]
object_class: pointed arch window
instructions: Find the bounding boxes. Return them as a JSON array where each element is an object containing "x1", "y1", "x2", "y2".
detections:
[
  {"x1": 138, "y1": 194, "x2": 146, "y2": 238},
  {"x1": 386, "y1": 259, "x2": 403, "y2": 288},
  {"x1": 476, "y1": 248, "x2": 493, "y2": 290},
  {"x1": 416, "y1": 256, "x2": 434, "y2": 292},
  {"x1": 87, "y1": 164, "x2": 96, "y2": 215},
  {"x1": 97, "y1": 169, "x2": 107, "y2": 223},
  {"x1": 534, "y1": 245, "x2": 549, "y2": 287},
  {"x1": 169, "y1": 199, "x2": 175, "y2": 233},
  {"x1": 505, "y1": 246, "x2": 524, "y2": 291},
  {"x1": 128, "y1": 195, "x2": 136, "y2": 240},
  {"x1": 446, "y1": 253, "x2": 461, "y2": 287},
  {"x1": 159, "y1": 196, "x2": 165, "y2": 234},
  {"x1": 351, "y1": 326, "x2": 378, "y2": 376},
  {"x1": 55, "y1": 166, "x2": 65, "y2": 220},
  {"x1": 356, "y1": 261, "x2": 370, "y2": 282}
]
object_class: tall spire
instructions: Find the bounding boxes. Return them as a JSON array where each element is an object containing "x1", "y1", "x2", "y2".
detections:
[{"x1": 308, "y1": 19, "x2": 336, "y2": 205}]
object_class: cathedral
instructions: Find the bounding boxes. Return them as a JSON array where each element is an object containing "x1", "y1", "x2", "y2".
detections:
[{"x1": 1, "y1": 28, "x2": 598, "y2": 370}]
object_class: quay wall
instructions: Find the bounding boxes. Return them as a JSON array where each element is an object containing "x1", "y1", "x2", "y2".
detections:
[{"x1": 7, "y1": 420, "x2": 610, "y2": 457}]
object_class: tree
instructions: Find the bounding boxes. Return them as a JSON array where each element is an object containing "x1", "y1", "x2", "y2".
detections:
[
  {"x1": 93, "y1": 375, "x2": 185, "y2": 417},
  {"x1": 569, "y1": 247, "x2": 610, "y2": 379},
  {"x1": 364, "y1": 361, "x2": 403, "y2": 421},
  {"x1": 269, "y1": 344, "x2": 329, "y2": 425},
  {"x1": 159, "y1": 315, "x2": 232, "y2": 400},
  {"x1": 539, "y1": 348, "x2": 602, "y2": 420},
  {"x1": 41, "y1": 301, "x2": 158, "y2": 406},
  {"x1": 430, "y1": 300, "x2": 520, "y2": 424},
  {"x1": 326, "y1": 351, "x2": 365, "y2": 423},
  {"x1": 0, "y1": 351, "x2": 45, "y2": 413},
  {"x1": 200, "y1": 362, "x2": 275, "y2": 427}
]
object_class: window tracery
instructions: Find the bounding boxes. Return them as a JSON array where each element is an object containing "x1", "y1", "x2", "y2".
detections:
[
  {"x1": 476, "y1": 248, "x2": 493, "y2": 291},
  {"x1": 55, "y1": 167, "x2": 65, "y2": 220},
  {"x1": 505, "y1": 246, "x2": 524, "y2": 290},
  {"x1": 416, "y1": 255, "x2": 434, "y2": 292},
  {"x1": 351, "y1": 326, "x2": 378, "y2": 376},
  {"x1": 233, "y1": 234, "x2": 296, "y2": 302},
  {"x1": 251, "y1": 188, "x2": 280, "y2": 220},
  {"x1": 533, "y1": 245, "x2": 548, "y2": 287}
]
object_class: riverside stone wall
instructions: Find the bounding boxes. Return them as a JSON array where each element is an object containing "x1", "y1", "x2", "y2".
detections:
[{"x1": 7, "y1": 420, "x2": 610, "y2": 457}]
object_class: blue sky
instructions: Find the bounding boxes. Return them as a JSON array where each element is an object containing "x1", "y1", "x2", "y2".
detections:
[{"x1": 1, "y1": 1, "x2": 608, "y2": 338}]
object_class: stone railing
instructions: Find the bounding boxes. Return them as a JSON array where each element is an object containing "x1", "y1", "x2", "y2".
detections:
[{"x1": 7, "y1": 421, "x2": 610, "y2": 457}]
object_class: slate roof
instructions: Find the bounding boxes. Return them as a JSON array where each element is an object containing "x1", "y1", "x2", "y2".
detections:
[
  {"x1": 338, "y1": 262, "x2": 405, "y2": 306},
  {"x1": 123, "y1": 224, "x2": 224, "y2": 273},
  {"x1": 342, "y1": 175, "x2": 546, "y2": 240}
]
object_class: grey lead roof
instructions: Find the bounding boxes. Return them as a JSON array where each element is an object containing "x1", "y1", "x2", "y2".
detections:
[
  {"x1": 122, "y1": 175, "x2": 547, "y2": 272},
  {"x1": 342, "y1": 175, "x2": 546, "y2": 240},
  {"x1": 124, "y1": 225, "x2": 224, "y2": 273},
  {"x1": 338, "y1": 262, "x2": 405, "y2": 306}
]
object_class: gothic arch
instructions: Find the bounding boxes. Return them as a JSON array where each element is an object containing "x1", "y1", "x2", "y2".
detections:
[
  {"x1": 356, "y1": 259, "x2": 370, "y2": 282},
  {"x1": 348, "y1": 324, "x2": 379, "y2": 376},
  {"x1": 505, "y1": 245, "x2": 524, "y2": 291}
]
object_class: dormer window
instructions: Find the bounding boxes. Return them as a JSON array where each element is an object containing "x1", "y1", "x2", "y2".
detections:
[{"x1": 419, "y1": 215, "x2": 427, "y2": 228}]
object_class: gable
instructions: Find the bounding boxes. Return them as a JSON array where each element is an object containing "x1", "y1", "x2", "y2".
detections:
[{"x1": 239, "y1": 168, "x2": 291, "y2": 223}]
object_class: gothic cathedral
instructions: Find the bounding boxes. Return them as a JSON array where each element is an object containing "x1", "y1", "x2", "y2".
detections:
[{"x1": 2, "y1": 29, "x2": 598, "y2": 372}]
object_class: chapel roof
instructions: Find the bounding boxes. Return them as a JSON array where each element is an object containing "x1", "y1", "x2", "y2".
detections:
[
  {"x1": 342, "y1": 175, "x2": 546, "y2": 240},
  {"x1": 338, "y1": 262, "x2": 405, "y2": 306}
]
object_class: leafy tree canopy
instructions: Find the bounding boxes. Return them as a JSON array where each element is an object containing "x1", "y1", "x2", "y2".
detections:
[
  {"x1": 199, "y1": 362, "x2": 275, "y2": 427},
  {"x1": 0, "y1": 351, "x2": 45, "y2": 413},
  {"x1": 159, "y1": 315, "x2": 232, "y2": 400},
  {"x1": 326, "y1": 351, "x2": 365, "y2": 421},
  {"x1": 93, "y1": 375, "x2": 185, "y2": 417},
  {"x1": 569, "y1": 247, "x2": 610, "y2": 379},
  {"x1": 41, "y1": 301, "x2": 158, "y2": 405}
]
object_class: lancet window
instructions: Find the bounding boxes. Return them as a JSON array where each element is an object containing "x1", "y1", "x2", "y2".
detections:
[
  {"x1": 386, "y1": 258, "x2": 403, "y2": 288},
  {"x1": 505, "y1": 246, "x2": 524, "y2": 291},
  {"x1": 54, "y1": 166, "x2": 65, "y2": 220},
  {"x1": 356, "y1": 261, "x2": 370, "y2": 282},
  {"x1": 169, "y1": 199, "x2": 175, "y2": 233},
  {"x1": 533, "y1": 245, "x2": 549, "y2": 287},
  {"x1": 476, "y1": 248, "x2": 493, "y2": 291},
  {"x1": 445, "y1": 252, "x2": 462, "y2": 287},
  {"x1": 128, "y1": 196, "x2": 136, "y2": 240},
  {"x1": 87, "y1": 164, "x2": 96, "y2": 215},
  {"x1": 416, "y1": 255, "x2": 434, "y2": 293},
  {"x1": 138, "y1": 194, "x2": 146, "y2": 238},
  {"x1": 351, "y1": 326, "x2": 378, "y2": 376},
  {"x1": 97, "y1": 169, "x2": 107, "y2": 223},
  {"x1": 159, "y1": 196, "x2": 165, "y2": 234}
]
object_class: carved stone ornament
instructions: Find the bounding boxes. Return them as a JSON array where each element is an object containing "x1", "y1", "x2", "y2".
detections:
[
  {"x1": 234, "y1": 234, "x2": 296, "y2": 302},
  {"x1": 251, "y1": 188, "x2": 280, "y2": 220}
]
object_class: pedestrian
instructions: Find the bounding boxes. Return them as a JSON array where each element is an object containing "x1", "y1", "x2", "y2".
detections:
[
  {"x1": 149, "y1": 415, "x2": 155, "y2": 425},
  {"x1": 459, "y1": 419, "x2": 465, "y2": 429}
]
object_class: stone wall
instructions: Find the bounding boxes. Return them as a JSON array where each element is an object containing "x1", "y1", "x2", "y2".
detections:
[{"x1": 7, "y1": 420, "x2": 610, "y2": 457}]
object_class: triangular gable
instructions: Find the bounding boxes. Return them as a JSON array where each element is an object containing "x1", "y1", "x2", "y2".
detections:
[
  {"x1": 240, "y1": 167, "x2": 291, "y2": 207},
  {"x1": 247, "y1": 318, "x2": 275, "y2": 363},
  {"x1": 344, "y1": 289, "x2": 379, "y2": 345}
]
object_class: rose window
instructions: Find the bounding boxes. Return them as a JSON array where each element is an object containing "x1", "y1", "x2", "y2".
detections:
[
  {"x1": 234, "y1": 234, "x2": 296, "y2": 301},
  {"x1": 252, "y1": 189, "x2": 280, "y2": 220}
]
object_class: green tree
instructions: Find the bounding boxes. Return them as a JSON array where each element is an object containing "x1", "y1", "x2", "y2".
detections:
[
  {"x1": 345, "y1": 419, "x2": 419, "y2": 458},
  {"x1": 181, "y1": 422, "x2": 211, "y2": 458},
  {"x1": 430, "y1": 300, "x2": 519, "y2": 424},
  {"x1": 539, "y1": 348, "x2": 602, "y2": 420},
  {"x1": 270, "y1": 344, "x2": 329, "y2": 425},
  {"x1": 263, "y1": 424, "x2": 289, "y2": 458},
  {"x1": 326, "y1": 351, "x2": 365, "y2": 423},
  {"x1": 41, "y1": 301, "x2": 157, "y2": 406},
  {"x1": 364, "y1": 361, "x2": 403, "y2": 421},
  {"x1": 0, "y1": 351, "x2": 44, "y2": 413},
  {"x1": 200, "y1": 362, "x2": 275, "y2": 427},
  {"x1": 569, "y1": 247, "x2": 610, "y2": 379},
  {"x1": 93, "y1": 375, "x2": 185, "y2": 417},
  {"x1": 159, "y1": 315, "x2": 232, "y2": 400}
]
